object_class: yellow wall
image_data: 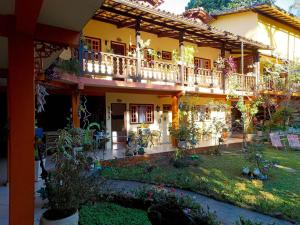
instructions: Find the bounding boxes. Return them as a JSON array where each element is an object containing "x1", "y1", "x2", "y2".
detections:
[
  {"x1": 211, "y1": 11, "x2": 300, "y2": 62},
  {"x1": 105, "y1": 92, "x2": 172, "y2": 149},
  {"x1": 257, "y1": 14, "x2": 300, "y2": 61},
  {"x1": 83, "y1": 20, "x2": 226, "y2": 67},
  {"x1": 211, "y1": 12, "x2": 259, "y2": 40}
]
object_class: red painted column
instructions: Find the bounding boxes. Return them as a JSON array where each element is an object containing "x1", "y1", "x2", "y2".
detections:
[{"x1": 8, "y1": 34, "x2": 35, "y2": 225}]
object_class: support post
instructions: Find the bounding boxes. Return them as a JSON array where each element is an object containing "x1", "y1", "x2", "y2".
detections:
[
  {"x1": 179, "y1": 32, "x2": 185, "y2": 85},
  {"x1": 135, "y1": 18, "x2": 141, "y2": 80},
  {"x1": 253, "y1": 50, "x2": 260, "y2": 89},
  {"x1": 221, "y1": 44, "x2": 226, "y2": 92},
  {"x1": 241, "y1": 41, "x2": 245, "y2": 90},
  {"x1": 72, "y1": 91, "x2": 81, "y2": 128},
  {"x1": 171, "y1": 95, "x2": 179, "y2": 147},
  {"x1": 8, "y1": 34, "x2": 35, "y2": 225}
]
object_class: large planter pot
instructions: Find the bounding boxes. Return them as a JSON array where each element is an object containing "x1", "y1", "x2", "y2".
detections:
[
  {"x1": 35, "y1": 159, "x2": 46, "y2": 182},
  {"x1": 40, "y1": 210, "x2": 79, "y2": 225}
]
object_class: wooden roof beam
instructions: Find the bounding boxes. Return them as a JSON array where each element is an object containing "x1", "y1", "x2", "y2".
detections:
[
  {"x1": 157, "y1": 31, "x2": 179, "y2": 38},
  {"x1": 100, "y1": 6, "x2": 224, "y2": 45},
  {"x1": 117, "y1": 20, "x2": 136, "y2": 29}
]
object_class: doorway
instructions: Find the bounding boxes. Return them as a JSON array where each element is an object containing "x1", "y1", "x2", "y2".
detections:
[
  {"x1": 111, "y1": 41, "x2": 126, "y2": 78},
  {"x1": 36, "y1": 94, "x2": 71, "y2": 131},
  {"x1": 231, "y1": 101, "x2": 243, "y2": 137},
  {"x1": 111, "y1": 103, "x2": 127, "y2": 143}
]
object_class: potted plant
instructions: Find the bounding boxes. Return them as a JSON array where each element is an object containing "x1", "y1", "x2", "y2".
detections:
[
  {"x1": 221, "y1": 127, "x2": 229, "y2": 139},
  {"x1": 39, "y1": 128, "x2": 101, "y2": 225},
  {"x1": 169, "y1": 126, "x2": 190, "y2": 149}
]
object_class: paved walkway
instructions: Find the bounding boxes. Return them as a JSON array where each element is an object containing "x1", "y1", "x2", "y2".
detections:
[{"x1": 105, "y1": 180, "x2": 296, "y2": 225}]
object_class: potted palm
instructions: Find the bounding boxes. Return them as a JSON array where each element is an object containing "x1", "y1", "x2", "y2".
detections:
[{"x1": 39, "y1": 128, "x2": 101, "y2": 225}]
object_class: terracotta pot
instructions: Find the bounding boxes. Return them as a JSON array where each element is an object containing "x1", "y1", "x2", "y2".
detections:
[
  {"x1": 35, "y1": 159, "x2": 46, "y2": 182},
  {"x1": 222, "y1": 132, "x2": 229, "y2": 139},
  {"x1": 40, "y1": 210, "x2": 79, "y2": 225}
]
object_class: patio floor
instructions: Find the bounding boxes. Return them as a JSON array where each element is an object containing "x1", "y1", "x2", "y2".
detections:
[{"x1": 102, "y1": 137, "x2": 243, "y2": 160}]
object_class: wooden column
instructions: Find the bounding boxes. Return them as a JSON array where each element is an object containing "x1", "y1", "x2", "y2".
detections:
[
  {"x1": 135, "y1": 18, "x2": 141, "y2": 79},
  {"x1": 253, "y1": 50, "x2": 261, "y2": 87},
  {"x1": 221, "y1": 44, "x2": 226, "y2": 92},
  {"x1": 171, "y1": 95, "x2": 179, "y2": 147},
  {"x1": 179, "y1": 32, "x2": 185, "y2": 85},
  {"x1": 72, "y1": 91, "x2": 81, "y2": 128},
  {"x1": 8, "y1": 34, "x2": 35, "y2": 225}
]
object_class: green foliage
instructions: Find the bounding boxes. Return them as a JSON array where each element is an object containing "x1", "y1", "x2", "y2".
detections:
[
  {"x1": 236, "y1": 217, "x2": 276, "y2": 225},
  {"x1": 172, "y1": 46, "x2": 195, "y2": 66},
  {"x1": 186, "y1": 0, "x2": 275, "y2": 13},
  {"x1": 103, "y1": 147, "x2": 300, "y2": 222},
  {"x1": 39, "y1": 127, "x2": 103, "y2": 212},
  {"x1": 79, "y1": 202, "x2": 151, "y2": 225},
  {"x1": 56, "y1": 58, "x2": 82, "y2": 76}
]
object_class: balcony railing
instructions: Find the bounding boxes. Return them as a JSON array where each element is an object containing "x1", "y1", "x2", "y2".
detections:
[{"x1": 81, "y1": 50, "x2": 256, "y2": 91}]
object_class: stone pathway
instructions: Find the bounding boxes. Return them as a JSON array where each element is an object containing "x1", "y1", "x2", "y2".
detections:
[{"x1": 105, "y1": 180, "x2": 296, "y2": 225}]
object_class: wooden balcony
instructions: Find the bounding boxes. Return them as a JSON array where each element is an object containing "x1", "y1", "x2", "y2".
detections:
[{"x1": 80, "y1": 50, "x2": 256, "y2": 92}]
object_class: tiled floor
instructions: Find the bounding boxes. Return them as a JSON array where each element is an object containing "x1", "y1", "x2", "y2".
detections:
[
  {"x1": 0, "y1": 182, "x2": 46, "y2": 225},
  {"x1": 102, "y1": 137, "x2": 243, "y2": 160}
]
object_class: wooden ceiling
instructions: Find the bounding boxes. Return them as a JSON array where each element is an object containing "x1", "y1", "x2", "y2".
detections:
[{"x1": 93, "y1": 0, "x2": 271, "y2": 51}]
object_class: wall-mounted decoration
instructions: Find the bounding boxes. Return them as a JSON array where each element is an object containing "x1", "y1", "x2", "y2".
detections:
[
  {"x1": 117, "y1": 99, "x2": 122, "y2": 103},
  {"x1": 156, "y1": 105, "x2": 161, "y2": 112},
  {"x1": 116, "y1": 37, "x2": 122, "y2": 42},
  {"x1": 162, "y1": 51, "x2": 172, "y2": 60}
]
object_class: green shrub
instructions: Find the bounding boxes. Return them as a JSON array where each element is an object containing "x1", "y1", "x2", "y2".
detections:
[
  {"x1": 236, "y1": 217, "x2": 276, "y2": 225},
  {"x1": 79, "y1": 202, "x2": 151, "y2": 225}
]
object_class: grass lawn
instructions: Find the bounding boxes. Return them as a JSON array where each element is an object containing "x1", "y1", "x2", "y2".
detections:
[{"x1": 102, "y1": 147, "x2": 300, "y2": 223}]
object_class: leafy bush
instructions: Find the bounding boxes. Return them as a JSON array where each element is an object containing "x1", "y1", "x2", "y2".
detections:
[
  {"x1": 79, "y1": 202, "x2": 151, "y2": 225},
  {"x1": 135, "y1": 185, "x2": 219, "y2": 225}
]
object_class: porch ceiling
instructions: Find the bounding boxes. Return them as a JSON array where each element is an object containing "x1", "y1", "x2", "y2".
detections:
[
  {"x1": 94, "y1": 0, "x2": 271, "y2": 51},
  {"x1": 0, "y1": 0, "x2": 104, "y2": 70}
]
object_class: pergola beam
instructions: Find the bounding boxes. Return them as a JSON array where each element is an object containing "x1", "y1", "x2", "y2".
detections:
[{"x1": 117, "y1": 20, "x2": 136, "y2": 29}]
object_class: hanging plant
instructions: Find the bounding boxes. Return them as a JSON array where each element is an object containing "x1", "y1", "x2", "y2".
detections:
[{"x1": 36, "y1": 84, "x2": 49, "y2": 113}]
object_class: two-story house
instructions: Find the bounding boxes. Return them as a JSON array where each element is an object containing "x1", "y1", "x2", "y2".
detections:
[{"x1": 33, "y1": 0, "x2": 271, "y2": 156}]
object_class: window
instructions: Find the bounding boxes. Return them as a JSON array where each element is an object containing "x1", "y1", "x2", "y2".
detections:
[
  {"x1": 144, "y1": 48, "x2": 155, "y2": 61},
  {"x1": 84, "y1": 36, "x2": 101, "y2": 52},
  {"x1": 130, "y1": 104, "x2": 154, "y2": 124},
  {"x1": 194, "y1": 57, "x2": 211, "y2": 69}
]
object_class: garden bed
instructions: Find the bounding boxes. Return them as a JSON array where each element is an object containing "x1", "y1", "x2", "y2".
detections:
[
  {"x1": 102, "y1": 146, "x2": 300, "y2": 223},
  {"x1": 79, "y1": 202, "x2": 151, "y2": 225}
]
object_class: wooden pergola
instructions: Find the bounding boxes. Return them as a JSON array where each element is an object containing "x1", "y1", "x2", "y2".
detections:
[{"x1": 94, "y1": 0, "x2": 271, "y2": 51}]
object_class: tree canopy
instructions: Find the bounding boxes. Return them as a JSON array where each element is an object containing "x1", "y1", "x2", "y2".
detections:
[
  {"x1": 186, "y1": 0, "x2": 276, "y2": 13},
  {"x1": 290, "y1": 0, "x2": 300, "y2": 16}
]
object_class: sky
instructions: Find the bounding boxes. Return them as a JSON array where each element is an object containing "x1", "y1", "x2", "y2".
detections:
[{"x1": 159, "y1": 0, "x2": 295, "y2": 14}]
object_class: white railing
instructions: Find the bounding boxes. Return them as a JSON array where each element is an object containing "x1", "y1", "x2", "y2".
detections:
[{"x1": 81, "y1": 50, "x2": 256, "y2": 91}]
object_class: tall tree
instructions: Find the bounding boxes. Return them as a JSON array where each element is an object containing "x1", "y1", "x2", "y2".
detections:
[
  {"x1": 290, "y1": 0, "x2": 300, "y2": 16},
  {"x1": 186, "y1": 0, "x2": 275, "y2": 13}
]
